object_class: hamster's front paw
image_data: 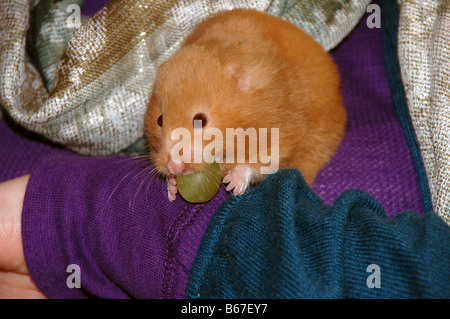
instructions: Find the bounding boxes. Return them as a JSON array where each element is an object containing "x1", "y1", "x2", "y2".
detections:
[
  {"x1": 223, "y1": 165, "x2": 254, "y2": 196},
  {"x1": 167, "y1": 176, "x2": 178, "y2": 202}
]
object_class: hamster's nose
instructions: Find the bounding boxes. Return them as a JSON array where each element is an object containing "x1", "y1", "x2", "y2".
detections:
[{"x1": 167, "y1": 160, "x2": 187, "y2": 175}]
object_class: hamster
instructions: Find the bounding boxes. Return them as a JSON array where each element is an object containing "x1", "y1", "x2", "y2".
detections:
[{"x1": 145, "y1": 9, "x2": 347, "y2": 202}]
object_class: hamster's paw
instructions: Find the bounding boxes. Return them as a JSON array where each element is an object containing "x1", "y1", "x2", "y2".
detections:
[
  {"x1": 167, "y1": 176, "x2": 178, "y2": 202},
  {"x1": 223, "y1": 165, "x2": 255, "y2": 196}
]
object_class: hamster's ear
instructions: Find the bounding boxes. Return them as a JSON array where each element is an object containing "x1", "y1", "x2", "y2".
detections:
[
  {"x1": 224, "y1": 63, "x2": 251, "y2": 91},
  {"x1": 224, "y1": 62, "x2": 271, "y2": 92}
]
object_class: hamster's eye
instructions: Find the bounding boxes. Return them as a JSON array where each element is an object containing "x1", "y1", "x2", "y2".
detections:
[
  {"x1": 193, "y1": 113, "x2": 207, "y2": 128},
  {"x1": 157, "y1": 115, "x2": 163, "y2": 127}
]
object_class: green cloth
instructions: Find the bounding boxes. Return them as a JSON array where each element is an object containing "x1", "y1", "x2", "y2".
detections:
[{"x1": 186, "y1": 170, "x2": 450, "y2": 298}]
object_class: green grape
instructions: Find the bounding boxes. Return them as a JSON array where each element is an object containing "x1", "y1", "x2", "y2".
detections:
[{"x1": 176, "y1": 162, "x2": 222, "y2": 203}]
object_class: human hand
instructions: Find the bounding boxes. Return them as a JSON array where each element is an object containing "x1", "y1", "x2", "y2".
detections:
[{"x1": 0, "y1": 175, "x2": 46, "y2": 299}]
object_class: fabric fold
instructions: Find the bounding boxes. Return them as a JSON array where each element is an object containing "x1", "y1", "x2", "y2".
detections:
[
  {"x1": 380, "y1": 0, "x2": 433, "y2": 215},
  {"x1": 21, "y1": 154, "x2": 227, "y2": 298},
  {"x1": 186, "y1": 170, "x2": 450, "y2": 298},
  {"x1": 396, "y1": 0, "x2": 450, "y2": 225}
]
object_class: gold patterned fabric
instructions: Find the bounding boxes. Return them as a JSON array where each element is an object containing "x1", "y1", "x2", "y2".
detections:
[
  {"x1": 0, "y1": 0, "x2": 369, "y2": 155},
  {"x1": 397, "y1": 0, "x2": 450, "y2": 225}
]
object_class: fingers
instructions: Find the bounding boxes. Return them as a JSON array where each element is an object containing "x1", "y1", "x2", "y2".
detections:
[
  {"x1": 0, "y1": 271, "x2": 46, "y2": 299},
  {"x1": 0, "y1": 175, "x2": 30, "y2": 274}
]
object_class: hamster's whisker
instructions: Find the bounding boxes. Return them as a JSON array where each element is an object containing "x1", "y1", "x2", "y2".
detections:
[
  {"x1": 144, "y1": 167, "x2": 160, "y2": 200},
  {"x1": 101, "y1": 160, "x2": 158, "y2": 215},
  {"x1": 130, "y1": 165, "x2": 156, "y2": 211},
  {"x1": 100, "y1": 169, "x2": 136, "y2": 216},
  {"x1": 109, "y1": 155, "x2": 151, "y2": 166}
]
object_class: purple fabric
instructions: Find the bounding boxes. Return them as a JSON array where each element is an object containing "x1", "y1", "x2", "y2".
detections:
[
  {"x1": 0, "y1": 118, "x2": 72, "y2": 183},
  {"x1": 80, "y1": 0, "x2": 111, "y2": 17},
  {"x1": 0, "y1": 5, "x2": 424, "y2": 298},
  {"x1": 21, "y1": 154, "x2": 228, "y2": 298},
  {"x1": 313, "y1": 17, "x2": 424, "y2": 217}
]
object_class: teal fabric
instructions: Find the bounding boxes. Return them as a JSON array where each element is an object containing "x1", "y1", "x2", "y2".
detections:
[{"x1": 186, "y1": 170, "x2": 450, "y2": 298}]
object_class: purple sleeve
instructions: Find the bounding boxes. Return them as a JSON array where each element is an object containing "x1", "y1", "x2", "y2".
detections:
[{"x1": 21, "y1": 154, "x2": 227, "y2": 298}]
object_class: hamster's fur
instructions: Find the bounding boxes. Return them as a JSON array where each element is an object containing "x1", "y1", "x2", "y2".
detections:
[{"x1": 145, "y1": 9, "x2": 347, "y2": 201}]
